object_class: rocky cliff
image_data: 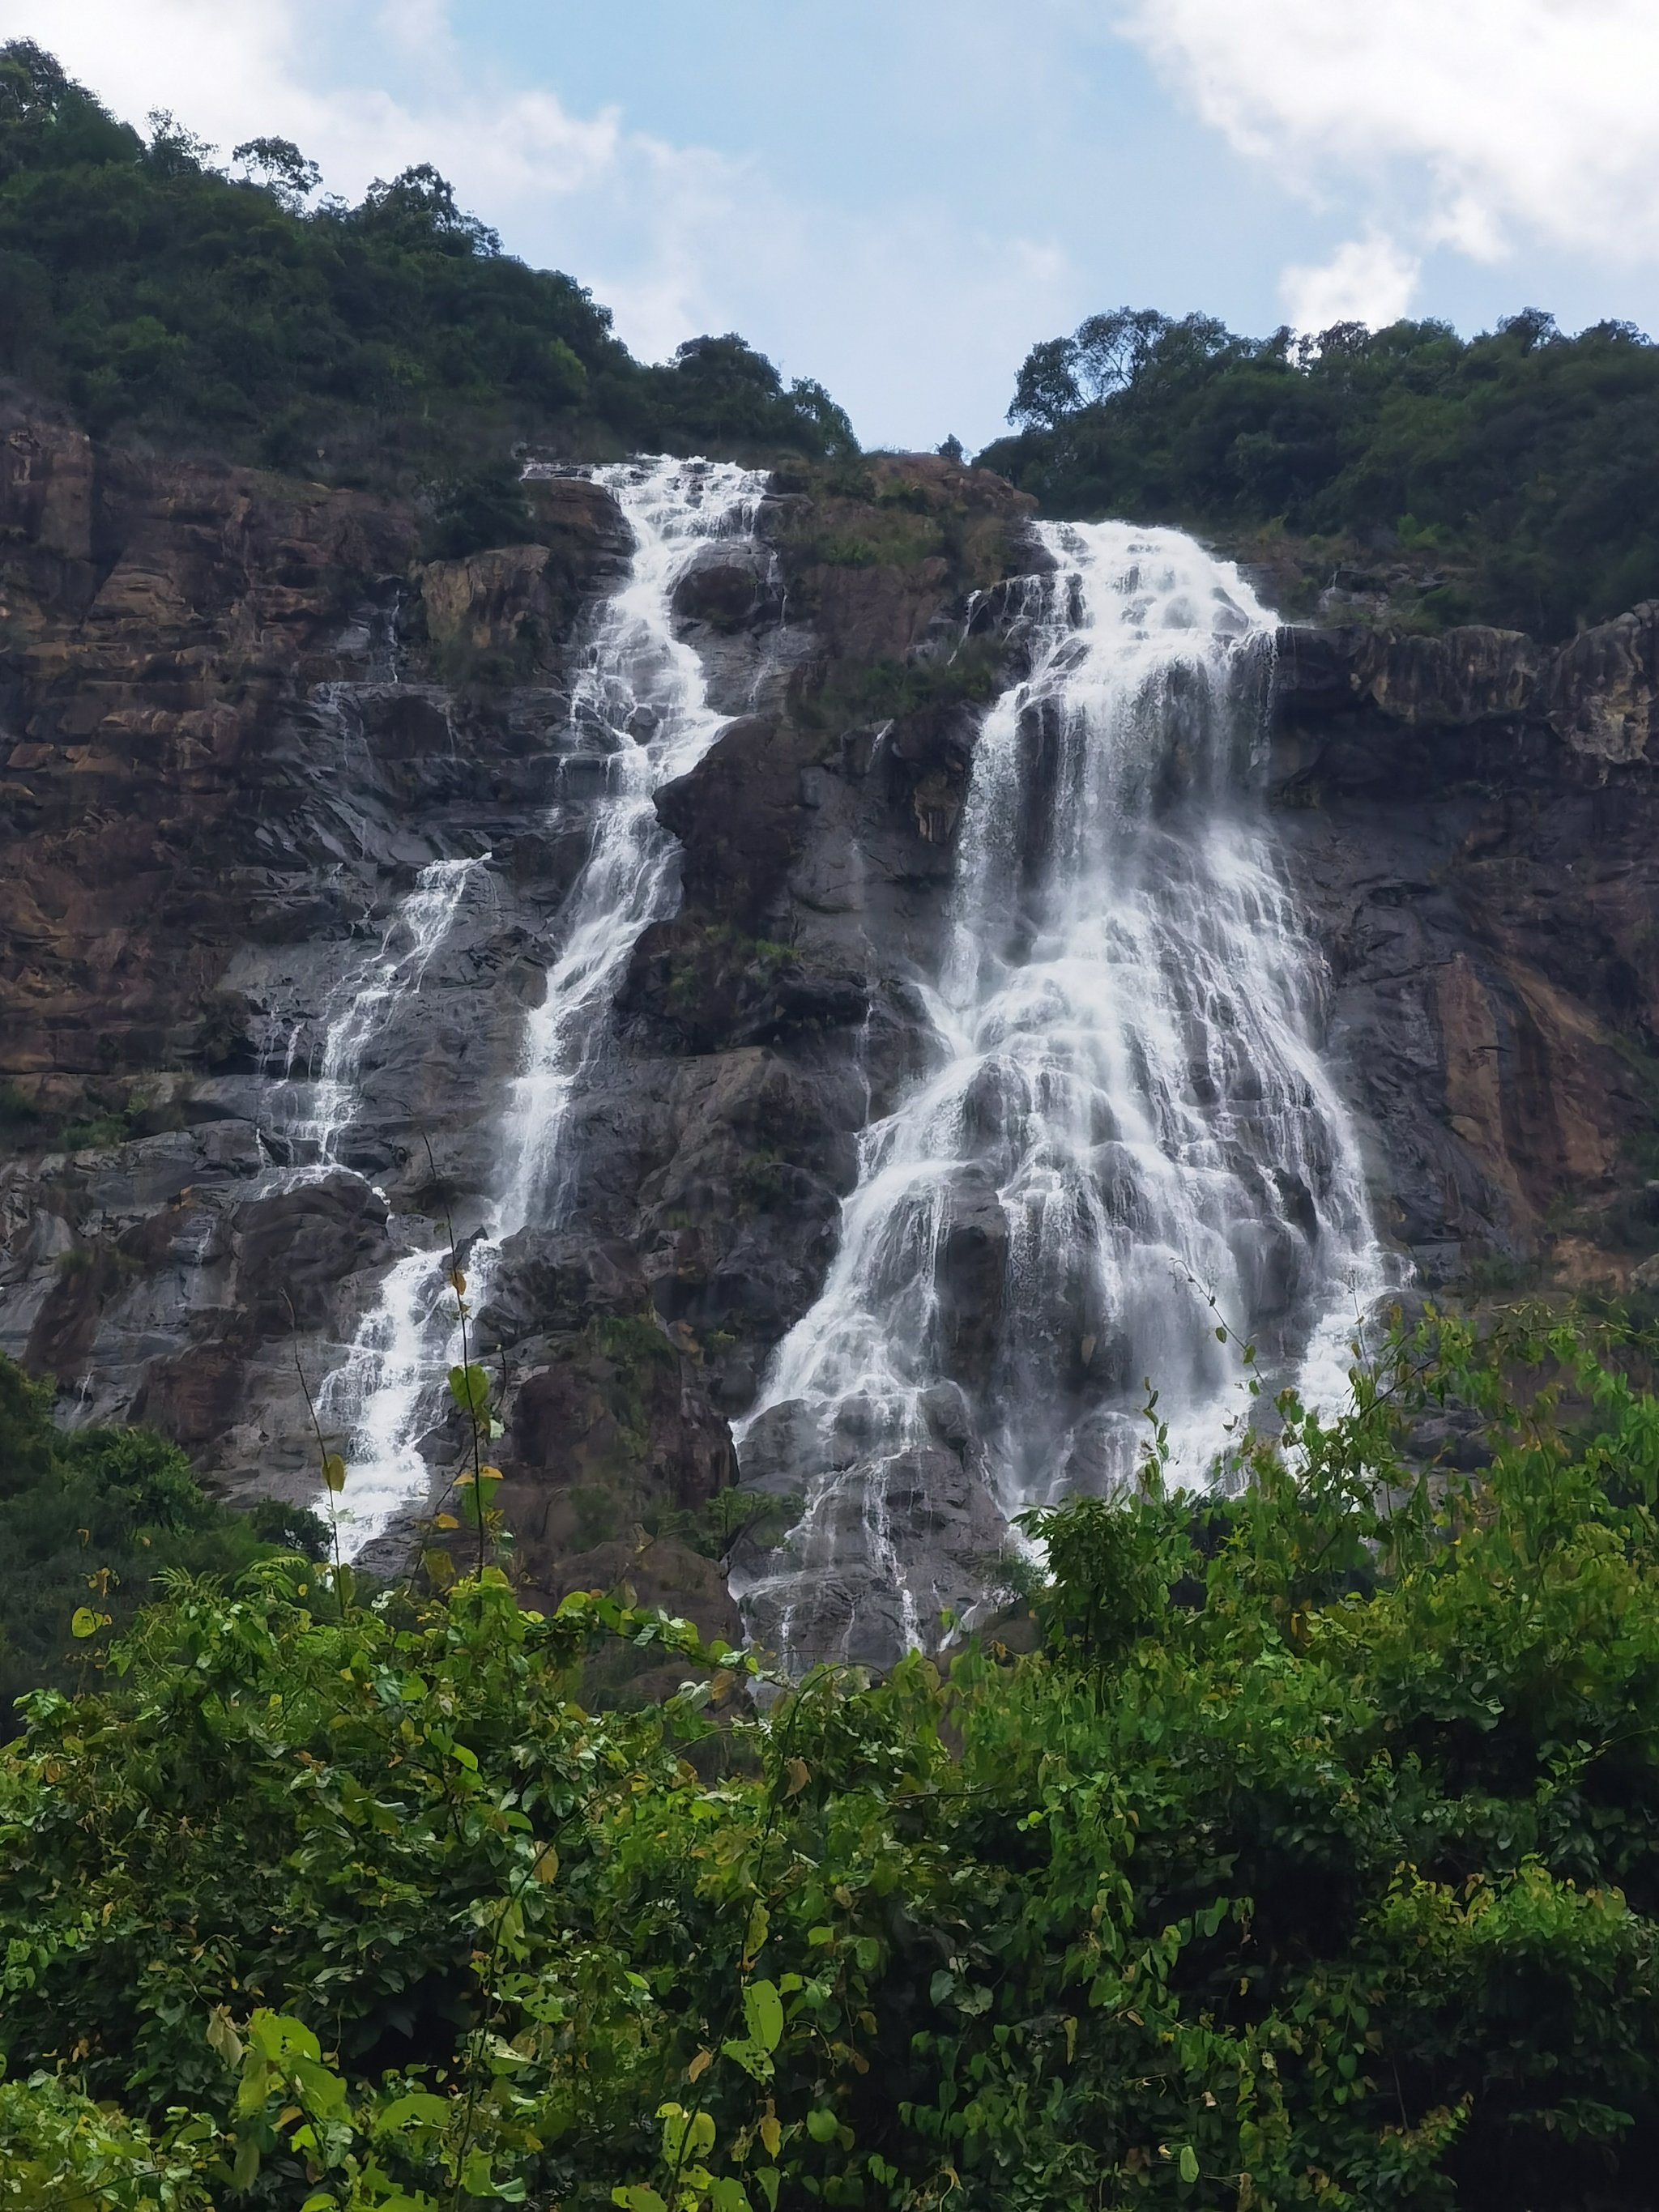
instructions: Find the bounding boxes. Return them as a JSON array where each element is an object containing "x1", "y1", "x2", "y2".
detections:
[
  {"x1": 1272, "y1": 616, "x2": 1659, "y2": 1285},
  {"x1": 3, "y1": 381, "x2": 1656, "y2": 1644}
]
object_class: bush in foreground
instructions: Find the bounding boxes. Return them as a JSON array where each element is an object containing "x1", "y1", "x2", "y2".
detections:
[
  {"x1": 2, "y1": 1309, "x2": 1659, "y2": 2208},
  {"x1": 0, "y1": 1356, "x2": 326, "y2": 1733}
]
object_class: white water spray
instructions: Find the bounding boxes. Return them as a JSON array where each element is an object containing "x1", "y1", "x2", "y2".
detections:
[
  {"x1": 492, "y1": 458, "x2": 768, "y2": 1239},
  {"x1": 320, "y1": 457, "x2": 768, "y2": 1550},
  {"x1": 270, "y1": 856, "x2": 487, "y2": 1184},
  {"x1": 736, "y1": 520, "x2": 1384, "y2": 1664}
]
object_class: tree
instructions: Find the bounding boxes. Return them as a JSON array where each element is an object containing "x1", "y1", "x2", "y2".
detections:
[
  {"x1": 352, "y1": 162, "x2": 502, "y2": 255},
  {"x1": 1007, "y1": 333, "x2": 1081, "y2": 428},
  {"x1": 0, "y1": 42, "x2": 860, "y2": 473},
  {"x1": 1071, "y1": 305, "x2": 1168, "y2": 401},
  {"x1": 6, "y1": 1310, "x2": 1659, "y2": 2206},
  {"x1": 984, "y1": 298, "x2": 1659, "y2": 637},
  {"x1": 232, "y1": 135, "x2": 320, "y2": 211}
]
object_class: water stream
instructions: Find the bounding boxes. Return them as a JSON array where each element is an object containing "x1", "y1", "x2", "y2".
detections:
[
  {"x1": 735, "y1": 520, "x2": 1383, "y2": 1665},
  {"x1": 267, "y1": 855, "x2": 488, "y2": 1186},
  {"x1": 318, "y1": 457, "x2": 768, "y2": 1549}
]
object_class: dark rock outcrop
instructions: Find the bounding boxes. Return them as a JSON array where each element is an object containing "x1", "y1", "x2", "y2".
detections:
[
  {"x1": 4, "y1": 385, "x2": 1657, "y2": 1648},
  {"x1": 0, "y1": 420, "x2": 1040, "y2": 1630},
  {"x1": 1271, "y1": 609, "x2": 1659, "y2": 1280}
]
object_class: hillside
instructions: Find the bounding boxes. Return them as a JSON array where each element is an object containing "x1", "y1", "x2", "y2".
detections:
[
  {"x1": 0, "y1": 40, "x2": 856, "y2": 492},
  {"x1": 980, "y1": 307, "x2": 1659, "y2": 639}
]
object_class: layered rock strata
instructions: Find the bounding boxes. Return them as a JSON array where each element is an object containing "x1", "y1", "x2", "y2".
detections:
[
  {"x1": 3, "y1": 380, "x2": 1657, "y2": 1634},
  {"x1": 1272, "y1": 617, "x2": 1659, "y2": 1282}
]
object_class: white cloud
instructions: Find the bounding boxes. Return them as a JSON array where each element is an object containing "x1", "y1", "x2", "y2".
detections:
[
  {"x1": 1115, "y1": 0, "x2": 1659, "y2": 318},
  {"x1": 15, "y1": 0, "x2": 625, "y2": 199},
  {"x1": 1280, "y1": 233, "x2": 1421, "y2": 332}
]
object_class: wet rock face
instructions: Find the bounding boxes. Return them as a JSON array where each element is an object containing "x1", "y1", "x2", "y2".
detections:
[
  {"x1": 3, "y1": 384, "x2": 1657, "y2": 1652},
  {"x1": 1271, "y1": 616, "x2": 1659, "y2": 1281},
  {"x1": 0, "y1": 419, "x2": 1038, "y2": 1622}
]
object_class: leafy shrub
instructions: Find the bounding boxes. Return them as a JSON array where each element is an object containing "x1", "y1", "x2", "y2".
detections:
[
  {"x1": 0, "y1": 1355, "x2": 304, "y2": 1730},
  {"x1": 0, "y1": 1084, "x2": 43, "y2": 1146},
  {"x1": 6, "y1": 1311, "x2": 1659, "y2": 2206},
  {"x1": 423, "y1": 461, "x2": 535, "y2": 561}
]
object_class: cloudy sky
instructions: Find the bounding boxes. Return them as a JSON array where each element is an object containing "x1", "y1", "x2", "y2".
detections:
[{"x1": 8, "y1": 0, "x2": 1659, "y2": 450}]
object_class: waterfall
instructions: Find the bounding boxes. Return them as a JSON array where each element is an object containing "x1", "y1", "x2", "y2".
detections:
[
  {"x1": 320, "y1": 456, "x2": 768, "y2": 1551},
  {"x1": 267, "y1": 855, "x2": 488, "y2": 1186},
  {"x1": 491, "y1": 457, "x2": 767, "y2": 1240},
  {"x1": 735, "y1": 520, "x2": 1384, "y2": 1667}
]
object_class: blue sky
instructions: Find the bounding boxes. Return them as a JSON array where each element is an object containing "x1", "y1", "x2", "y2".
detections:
[{"x1": 12, "y1": 0, "x2": 1659, "y2": 450}]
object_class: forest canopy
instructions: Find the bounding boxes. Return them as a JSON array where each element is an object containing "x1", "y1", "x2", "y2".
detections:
[
  {"x1": 0, "y1": 40, "x2": 858, "y2": 479},
  {"x1": 980, "y1": 305, "x2": 1659, "y2": 638}
]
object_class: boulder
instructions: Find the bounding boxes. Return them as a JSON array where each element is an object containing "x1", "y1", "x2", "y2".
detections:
[{"x1": 1548, "y1": 601, "x2": 1659, "y2": 762}]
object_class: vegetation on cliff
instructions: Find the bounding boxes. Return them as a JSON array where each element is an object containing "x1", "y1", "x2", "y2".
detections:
[
  {"x1": 0, "y1": 1355, "x2": 324, "y2": 1733},
  {"x1": 5, "y1": 1309, "x2": 1659, "y2": 2207},
  {"x1": 0, "y1": 41, "x2": 856, "y2": 486},
  {"x1": 982, "y1": 307, "x2": 1659, "y2": 639}
]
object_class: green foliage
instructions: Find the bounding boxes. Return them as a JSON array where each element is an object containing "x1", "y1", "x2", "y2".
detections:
[
  {"x1": 985, "y1": 305, "x2": 1659, "y2": 638},
  {"x1": 424, "y1": 461, "x2": 535, "y2": 560},
  {"x1": 8, "y1": 1311, "x2": 1659, "y2": 2206},
  {"x1": 0, "y1": 1086, "x2": 143, "y2": 1159},
  {"x1": 57, "y1": 1108, "x2": 136, "y2": 1152},
  {"x1": 0, "y1": 2064, "x2": 217, "y2": 2208},
  {"x1": 649, "y1": 335, "x2": 858, "y2": 460},
  {"x1": 0, "y1": 1354, "x2": 316, "y2": 1732},
  {"x1": 0, "y1": 42, "x2": 856, "y2": 479},
  {"x1": 821, "y1": 641, "x2": 1006, "y2": 726},
  {"x1": 644, "y1": 1486, "x2": 804, "y2": 1562}
]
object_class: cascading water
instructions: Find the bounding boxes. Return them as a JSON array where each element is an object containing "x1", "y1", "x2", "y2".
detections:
[
  {"x1": 736, "y1": 520, "x2": 1384, "y2": 1666},
  {"x1": 319, "y1": 457, "x2": 769, "y2": 1550},
  {"x1": 267, "y1": 855, "x2": 488, "y2": 1187},
  {"x1": 491, "y1": 457, "x2": 768, "y2": 1240}
]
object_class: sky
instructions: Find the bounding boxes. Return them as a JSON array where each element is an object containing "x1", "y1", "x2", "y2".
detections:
[{"x1": 9, "y1": 0, "x2": 1659, "y2": 451}]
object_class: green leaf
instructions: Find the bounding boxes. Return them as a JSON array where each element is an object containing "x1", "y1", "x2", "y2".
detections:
[
  {"x1": 806, "y1": 2108, "x2": 838, "y2": 2144},
  {"x1": 458, "y1": 1468, "x2": 502, "y2": 1531},
  {"x1": 373, "y1": 2090, "x2": 449, "y2": 2133},
  {"x1": 205, "y1": 2004, "x2": 243, "y2": 2067},
  {"x1": 744, "y1": 1899, "x2": 770, "y2": 1958},
  {"x1": 612, "y1": 2192, "x2": 667, "y2": 2212},
  {"x1": 1179, "y1": 2145, "x2": 1199, "y2": 2184},
  {"x1": 720, "y1": 2035, "x2": 772, "y2": 2082},
  {"x1": 448, "y1": 1362, "x2": 490, "y2": 1417},
  {"x1": 322, "y1": 1451, "x2": 347, "y2": 1493},
  {"x1": 743, "y1": 1976, "x2": 784, "y2": 2054},
  {"x1": 70, "y1": 1606, "x2": 99, "y2": 1639}
]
